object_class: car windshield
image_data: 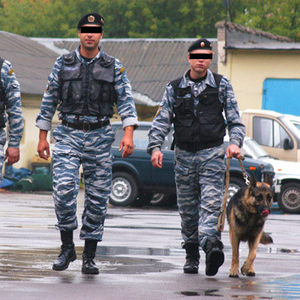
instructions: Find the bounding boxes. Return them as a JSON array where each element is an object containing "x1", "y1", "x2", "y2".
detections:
[
  {"x1": 290, "y1": 120, "x2": 300, "y2": 132},
  {"x1": 243, "y1": 138, "x2": 271, "y2": 159},
  {"x1": 280, "y1": 115, "x2": 300, "y2": 139}
]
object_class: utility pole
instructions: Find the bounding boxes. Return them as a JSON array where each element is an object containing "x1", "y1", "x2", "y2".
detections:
[{"x1": 223, "y1": 0, "x2": 230, "y2": 22}]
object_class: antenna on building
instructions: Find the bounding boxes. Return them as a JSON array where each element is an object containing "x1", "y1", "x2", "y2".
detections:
[{"x1": 223, "y1": 0, "x2": 230, "y2": 23}]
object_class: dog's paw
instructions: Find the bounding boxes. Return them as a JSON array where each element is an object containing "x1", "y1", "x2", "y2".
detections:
[
  {"x1": 241, "y1": 262, "x2": 255, "y2": 276},
  {"x1": 241, "y1": 265, "x2": 249, "y2": 276},
  {"x1": 229, "y1": 266, "x2": 239, "y2": 278}
]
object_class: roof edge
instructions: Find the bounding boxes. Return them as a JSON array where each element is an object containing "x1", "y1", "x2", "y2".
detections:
[{"x1": 215, "y1": 21, "x2": 294, "y2": 43}]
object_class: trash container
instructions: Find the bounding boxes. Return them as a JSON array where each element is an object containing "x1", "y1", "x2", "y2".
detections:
[{"x1": 31, "y1": 155, "x2": 52, "y2": 175}]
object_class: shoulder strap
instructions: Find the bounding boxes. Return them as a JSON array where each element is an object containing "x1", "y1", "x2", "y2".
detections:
[
  {"x1": 170, "y1": 77, "x2": 183, "y2": 93},
  {"x1": 212, "y1": 72, "x2": 223, "y2": 88},
  {"x1": 99, "y1": 52, "x2": 115, "y2": 68},
  {"x1": 62, "y1": 51, "x2": 76, "y2": 65}
]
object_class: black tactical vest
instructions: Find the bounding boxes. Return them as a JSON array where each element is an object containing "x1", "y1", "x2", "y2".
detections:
[
  {"x1": 58, "y1": 51, "x2": 117, "y2": 117},
  {"x1": 171, "y1": 73, "x2": 225, "y2": 152},
  {"x1": 0, "y1": 57, "x2": 6, "y2": 128}
]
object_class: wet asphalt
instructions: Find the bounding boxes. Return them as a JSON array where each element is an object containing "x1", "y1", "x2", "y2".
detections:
[{"x1": 0, "y1": 190, "x2": 300, "y2": 300}]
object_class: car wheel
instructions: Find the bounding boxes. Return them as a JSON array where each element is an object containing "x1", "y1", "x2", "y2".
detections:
[
  {"x1": 130, "y1": 192, "x2": 153, "y2": 207},
  {"x1": 278, "y1": 182, "x2": 300, "y2": 214},
  {"x1": 150, "y1": 193, "x2": 177, "y2": 207},
  {"x1": 109, "y1": 172, "x2": 138, "y2": 206},
  {"x1": 227, "y1": 177, "x2": 246, "y2": 202}
]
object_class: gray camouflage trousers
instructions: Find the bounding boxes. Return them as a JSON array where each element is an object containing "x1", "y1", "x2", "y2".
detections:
[
  {"x1": 0, "y1": 130, "x2": 6, "y2": 182},
  {"x1": 0, "y1": 144, "x2": 4, "y2": 182},
  {"x1": 174, "y1": 144, "x2": 225, "y2": 249},
  {"x1": 52, "y1": 124, "x2": 114, "y2": 241}
]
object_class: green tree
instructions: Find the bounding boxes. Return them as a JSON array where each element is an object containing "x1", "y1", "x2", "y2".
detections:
[
  {"x1": 230, "y1": 0, "x2": 300, "y2": 41},
  {"x1": 0, "y1": 0, "x2": 299, "y2": 41}
]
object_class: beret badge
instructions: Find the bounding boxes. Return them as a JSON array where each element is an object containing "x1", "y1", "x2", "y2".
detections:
[{"x1": 88, "y1": 15, "x2": 95, "y2": 23}]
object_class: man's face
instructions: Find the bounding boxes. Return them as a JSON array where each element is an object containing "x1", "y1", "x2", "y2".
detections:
[
  {"x1": 78, "y1": 24, "x2": 103, "y2": 51},
  {"x1": 187, "y1": 49, "x2": 212, "y2": 75}
]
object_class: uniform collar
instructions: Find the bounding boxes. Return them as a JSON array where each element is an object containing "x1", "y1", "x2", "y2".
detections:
[
  {"x1": 75, "y1": 45, "x2": 103, "y2": 64},
  {"x1": 180, "y1": 69, "x2": 216, "y2": 88}
]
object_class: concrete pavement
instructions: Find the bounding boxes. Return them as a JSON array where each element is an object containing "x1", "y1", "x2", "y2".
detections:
[{"x1": 0, "y1": 190, "x2": 300, "y2": 299}]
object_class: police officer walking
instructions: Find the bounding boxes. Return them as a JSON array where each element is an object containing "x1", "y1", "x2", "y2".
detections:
[
  {"x1": 36, "y1": 13, "x2": 138, "y2": 274},
  {"x1": 0, "y1": 57, "x2": 23, "y2": 181},
  {"x1": 147, "y1": 38, "x2": 245, "y2": 276}
]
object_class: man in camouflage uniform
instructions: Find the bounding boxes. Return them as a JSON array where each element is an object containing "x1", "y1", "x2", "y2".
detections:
[
  {"x1": 0, "y1": 58, "x2": 23, "y2": 181},
  {"x1": 147, "y1": 38, "x2": 245, "y2": 276},
  {"x1": 36, "y1": 13, "x2": 138, "y2": 275}
]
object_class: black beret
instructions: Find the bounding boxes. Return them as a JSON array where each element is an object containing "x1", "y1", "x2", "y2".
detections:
[
  {"x1": 188, "y1": 38, "x2": 212, "y2": 52},
  {"x1": 77, "y1": 13, "x2": 105, "y2": 29}
]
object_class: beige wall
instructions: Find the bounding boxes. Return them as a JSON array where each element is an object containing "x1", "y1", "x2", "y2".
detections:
[
  {"x1": 218, "y1": 50, "x2": 300, "y2": 111},
  {"x1": 11, "y1": 94, "x2": 60, "y2": 171}
]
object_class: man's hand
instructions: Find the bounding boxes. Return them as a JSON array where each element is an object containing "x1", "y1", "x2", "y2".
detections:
[
  {"x1": 37, "y1": 129, "x2": 50, "y2": 160},
  {"x1": 151, "y1": 150, "x2": 163, "y2": 168},
  {"x1": 119, "y1": 125, "x2": 134, "y2": 158},
  {"x1": 5, "y1": 147, "x2": 20, "y2": 166},
  {"x1": 226, "y1": 144, "x2": 241, "y2": 159}
]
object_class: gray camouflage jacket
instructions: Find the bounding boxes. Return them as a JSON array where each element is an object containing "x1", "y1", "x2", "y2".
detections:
[
  {"x1": 147, "y1": 69, "x2": 245, "y2": 154},
  {"x1": 0, "y1": 60, "x2": 23, "y2": 148},
  {"x1": 36, "y1": 46, "x2": 138, "y2": 131}
]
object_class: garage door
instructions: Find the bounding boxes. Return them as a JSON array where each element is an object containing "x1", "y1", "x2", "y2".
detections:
[{"x1": 262, "y1": 78, "x2": 300, "y2": 116}]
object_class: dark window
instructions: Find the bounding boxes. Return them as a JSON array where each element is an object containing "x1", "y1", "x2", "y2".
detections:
[{"x1": 253, "y1": 117, "x2": 291, "y2": 148}]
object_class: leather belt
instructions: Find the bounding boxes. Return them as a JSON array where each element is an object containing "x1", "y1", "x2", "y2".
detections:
[{"x1": 62, "y1": 119, "x2": 110, "y2": 131}]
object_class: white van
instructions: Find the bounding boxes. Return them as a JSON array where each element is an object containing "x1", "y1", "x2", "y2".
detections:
[{"x1": 240, "y1": 109, "x2": 300, "y2": 162}]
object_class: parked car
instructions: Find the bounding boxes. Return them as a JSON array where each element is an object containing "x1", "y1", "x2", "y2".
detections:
[
  {"x1": 240, "y1": 136, "x2": 300, "y2": 214},
  {"x1": 240, "y1": 109, "x2": 300, "y2": 162},
  {"x1": 110, "y1": 122, "x2": 274, "y2": 207}
]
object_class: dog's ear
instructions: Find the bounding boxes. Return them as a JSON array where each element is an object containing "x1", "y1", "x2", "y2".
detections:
[
  {"x1": 250, "y1": 173, "x2": 257, "y2": 188},
  {"x1": 264, "y1": 173, "x2": 273, "y2": 187}
]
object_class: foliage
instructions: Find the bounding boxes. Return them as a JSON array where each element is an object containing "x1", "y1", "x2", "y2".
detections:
[{"x1": 0, "y1": 0, "x2": 299, "y2": 41}]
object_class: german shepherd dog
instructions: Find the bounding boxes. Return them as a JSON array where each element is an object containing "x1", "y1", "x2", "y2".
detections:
[{"x1": 226, "y1": 174, "x2": 273, "y2": 278}]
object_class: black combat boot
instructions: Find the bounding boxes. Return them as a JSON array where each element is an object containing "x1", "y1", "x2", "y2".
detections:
[
  {"x1": 52, "y1": 230, "x2": 77, "y2": 271},
  {"x1": 202, "y1": 236, "x2": 224, "y2": 276},
  {"x1": 183, "y1": 243, "x2": 200, "y2": 274},
  {"x1": 82, "y1": 239, "x2": 99, "y2": 275}
]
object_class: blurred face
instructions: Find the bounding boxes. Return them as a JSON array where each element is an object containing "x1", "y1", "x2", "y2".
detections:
[
  {"x1": 187, "y1": 49, "x2": 213, "y2": 79},
  {"x1": 78, "y1": 24, "x2": 103, "y2": 51}
]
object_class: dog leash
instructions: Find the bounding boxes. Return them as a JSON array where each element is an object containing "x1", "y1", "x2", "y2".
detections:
[
  {"x1": 217, "y1": 155, "x2": 246, "y2": 232},
  {"x1": 238, "y1": 156, "x2": 250, "y2": 186}
]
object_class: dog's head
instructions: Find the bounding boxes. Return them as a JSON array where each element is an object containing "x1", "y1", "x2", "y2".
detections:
[{"x1": 245, "y1": 173, "x2": 274, "y2": 217}]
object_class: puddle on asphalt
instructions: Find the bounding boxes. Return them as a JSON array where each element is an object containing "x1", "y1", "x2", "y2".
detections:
[
  {"x1": 177, "y1": 275, "x2": 300, "y2": 299},
  {"x1": 0, "y1": 246, "x2": 174, "y2": 282},
  {"x1": 1, "y1": 244, "x2": 300, "y2": 294}
]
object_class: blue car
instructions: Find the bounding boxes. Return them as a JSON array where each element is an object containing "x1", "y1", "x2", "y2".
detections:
[{"x1": 110, "y1": 122, "x2": 274, "y2": 207}]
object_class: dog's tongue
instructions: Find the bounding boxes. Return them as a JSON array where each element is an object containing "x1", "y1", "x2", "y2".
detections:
[{"x1": 261, "y1": 210, "x2": 270, "y2": 217}]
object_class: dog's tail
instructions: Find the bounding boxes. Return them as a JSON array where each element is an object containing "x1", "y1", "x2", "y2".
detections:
[{"x1": 260, "y1": 232, "x2": 273, "y2": 245}]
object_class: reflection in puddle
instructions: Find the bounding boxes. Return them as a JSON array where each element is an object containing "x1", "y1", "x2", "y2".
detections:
[
  {"x1": 1, "y1": 244, "x2": 300, "y2": 300},
  {"x1": 177, "y1": 276, "x2": 300, "y2": 299},
  {"x1": 0, "y1": 246, "x2": 174, "y2": 283}
]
